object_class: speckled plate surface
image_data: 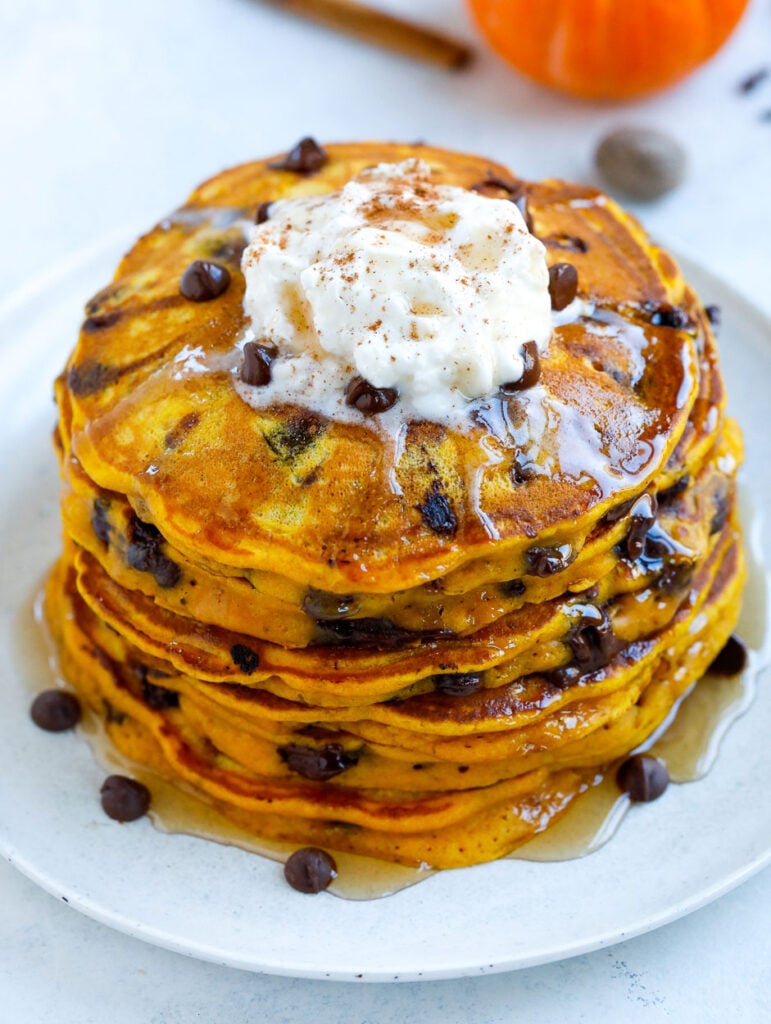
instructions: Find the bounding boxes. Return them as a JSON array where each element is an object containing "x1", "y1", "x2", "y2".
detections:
[{"x1": 0, "y1": 238, "x2": 769, "y2": 981}]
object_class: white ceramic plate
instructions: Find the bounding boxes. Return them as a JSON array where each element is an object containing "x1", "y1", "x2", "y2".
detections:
[{"x1": 0, "y1": 239, "x2": 769, "y2": 982}]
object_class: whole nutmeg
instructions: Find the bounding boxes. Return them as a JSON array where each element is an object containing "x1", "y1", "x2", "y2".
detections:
[{"x1": 595, "y1": 127, "x2": 687, "y2": 200}]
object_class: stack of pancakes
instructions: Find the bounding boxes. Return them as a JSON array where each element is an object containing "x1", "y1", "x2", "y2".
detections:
[{"x1": 47, "y1": 143, "x2": 744, "y2": 869}]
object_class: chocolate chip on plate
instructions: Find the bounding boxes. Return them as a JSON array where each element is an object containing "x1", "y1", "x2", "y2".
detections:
[
  {"x1": 548, "y1": 263, "x2": 578, "y2": 311},
  {"x1": 708, "y1": 634, "x2": 749, "y2": 676},
  {"x1": 284, "y1": 847, "x2": 337, "y2": 893},
  {"x1": 179, "y1": 260, "x2": 231, "y2": 302},
  {"x1": 241, "y1": 341, "x2": 277, "y2": 386},
  {"x1": 269, "y1": 137, "x2": 328, "y2": 175},
  {"x1": 30, "y1": 690, "x2": 81, "y2": 732},
  {"x1": 345, "y1": 376, "x2": 398, "y2": 415},
  {"x1": 616, "y1": 755, "x2": 669, "y2": 802},
  {"x1": 100, "y1": 775, "x2": 151, "y2": 822}
]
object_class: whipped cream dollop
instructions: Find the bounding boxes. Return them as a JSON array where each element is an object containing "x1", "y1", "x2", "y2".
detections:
[{"x1": 240, "y1": 160, "x2": 553, "y2": 422}]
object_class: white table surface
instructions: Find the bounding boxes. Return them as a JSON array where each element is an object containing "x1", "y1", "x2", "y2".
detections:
[{"x1": 1, "y1": 0, "x2": 770, "y2": 1019}]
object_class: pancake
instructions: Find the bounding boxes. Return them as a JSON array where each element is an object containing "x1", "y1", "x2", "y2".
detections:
[{"x1": 43, "y1": 140, "x2": 745, "y2": 872}]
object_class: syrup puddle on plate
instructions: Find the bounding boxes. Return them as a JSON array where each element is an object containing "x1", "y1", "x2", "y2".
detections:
[{"x1": 14, "y1": 489, "x2": 769, "y2": 899}]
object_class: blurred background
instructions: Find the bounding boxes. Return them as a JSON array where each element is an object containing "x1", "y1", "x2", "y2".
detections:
[{"x1": 1, "y1": 2, "x2": 769, "y2": 1021}]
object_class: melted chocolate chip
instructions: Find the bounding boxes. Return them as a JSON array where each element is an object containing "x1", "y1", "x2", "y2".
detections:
[
  {"x1": 103, "y1": 699, "x2": 127, "y2": 725},
  {"x1": 417, "y1": 482, "x2": 458, "y2": 536},
  {"x1": 602, "y1": 496, "x2": 638, "y2": 525},
  {"x1": 548, "y1": 263, "x2": 578, "y2": 311},
  {"x1": 566, "y1": 605, "x2": 624, "y2": 673},
  {"x1": 254, "y1": 201, "x2": 273, "y2": 225},
  {"x1": 91, "y1": 498, "x2": 112, "y2": 545},
  {"x1": 269, "y1": 137, "x2": 328, "y2": 175},
  {"x1": 230, "y1": 643, "x2": 260, "y2": 674},
  {"x1": 100, "y1": 775, "x2": 151, "y2": 821},
  {"x1": 656, "y1": 560, "x2": 694, "y2": 594},
  {"x1": 542, "y1": 234, "x2": 589, "y2": 254},
  {"x1": 241, "y1": 341, "x2": 276, "y2": 387},
  {"x1": 510, "y1": 451, "x2": 537, "y2": 484},
  {"x1": 263, "y1": 414, "x2": 325, "y2": 461},
  {"x1": 179, "y1": 260, "x2": 231, "y2": 302},
  {"x1": 501, "y1": 340, "x2": 541, "y2": 391},
  {"x1": 30, "y1": 690, "x2": 81, "y2": 732},
  {"x1": 525, "y1": 543, "x2": 574, "y2": 577},
  {"x1": 314, "y1": 617, "x2": 447, "y2": 650},
  {"x1": 708, "y1": 634, "x2": 748, "y2": 676},
  {"x1": 345, "y1": 376, "x2": 399, "y2": 415},
  {"x1": 283, "y1": 847, "x2": 337, "y2": 893},
  {"x1": 67, "y1": 361, "x2": 119, "y2": 397},
  {"x1": 303, "y1": 588, "x2": 359, "y2": 619},
  {"x1": 616, "y1": 755, "x2": 669, "y2": 802},
  {"x1": 141, "y1": 680, "x2": 179, "y2": 710},
  {"x1": 500, "y1": 578, "x2": 526, "y2": 598},
  {"x1": 658, "y1": 475, "x2": 690, "y2": 504},
  {"x1": 164, "y1": 411, "x2": 200, "y2": 450},
  {"x1": 470, "y1": 172, "x2": 524, "y2": 198},
  {"x1": 704, "y1": 305, "x2": 721, "y2": 331},
  {"x1": 279, "y1": 742, "x2": 358, "y2": 781},
  {"x1": 710, "y1": 492, "x2": 729, "y2": 535},
  {"x1": 83, "y1": 311, "x2": 121, "y2": 332},
  {"x1": 626, "y1": 493, "x2": 658, "y2": 560},
  {"x1": 126, "y1": 515, "x2": 181, "y2": 589},
  {"x1": 434, "y1": 672, "x2": 483, "y2": 697}
]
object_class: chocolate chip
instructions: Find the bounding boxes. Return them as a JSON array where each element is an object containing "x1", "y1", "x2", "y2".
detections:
[
  {"x1": 626, "y1": 493, "x2": 658, "y2": 560},
  {"x1": 82, "y1": 311, "x2": 121, "y2": 332},
  {"x1": 67, "y1": 361, "x2": 118, "y2": 397},
  {"x1": 595, "y1": 127, "x2": 686, "y2": 200},
  {"x1": 254, "y1": 201, "x2": 272, "y2": 225},
  {"x1": 303, "y1": 588, "x2": 359, "y2": 619},
  {"x1": 417, "y1": 482, "x2": 458, "y2": 536},
  {"x1": 738, "y1": 67, "x2": 769, "y2": 94},
  {"x1": 708, "y1": 634, "x2": 748, "y2": 676},
  {"x1": 646, "y1": 304, "x2": 692, "y2": 330},
  {"x1": 103, "y1": 699, "x2": 127, "y2": 725},
  {"x1": 30, "y1": 690, "x2": 81, "y2": 732},
  {"x1": 179, "y1": 260, "x2": 230, "y2": 302},
  {"x1": 704, "y1": 305, "x2": 721, "y2": 331},
  {"x1": 500, "y1": 578, "x2": 526, "y2": 598},
  {"x1": 548, "y1": 263, "x2": 578, "y2": 311},
  {"x1": 434, "y1": 672, "x2": 483, "y2": 696},
  {"x1": 616, "y1": 755, "x2": 669, "y2": 802},
  {"x1": 269, "y1": 137, "x2": 328, "y2": 175},
  {"x1": 279, "y1": 742, "x2": 358, "y2": 781},
  {"x1": 241, "y1": 341, "x2": 276, "y2": 387},
  {"x1": 100, "y1": 775, "x2": 151, "y2": 821},
  {"x1": 230, "y1": 643, "x2": 260, "y2": 674},
  {"x1": 470, "y1": 172, "x2": 524, "y2": 198},
  {"x1": 710, "y1": 492, "x2": 729, "y2": 535},
  {"x1": 501, "y1": 340, "x2": 541, "y2": 391},
  {"x1": 284, "y1": 847, "x2": 337, "y2": 893},
  {"x1": 141, "y1": 680, "x2": 179, "y2": 710},
  {"x1": 525, "y1": 543, "x2": 574, "y2": 577},
  {"x1": 513, "y1": 194, "x2": 534, "y2": 233},
  {"x1": 314, "y1": 617, "x2": 447, "y2": 650},
  {"x1": 566, "y1": 605, "x2": 624, "y2": 673},
  {"x1": 91, "y1": 498, "x2": 112, "y2": 545},
  {"x1": 656, "y1": 560, "x2": 694, "y2": 594},
  {"x1": 263, "y1": 414, "x2": 326, "y2": 461},
  {"x1": 658, "y1": 475, "x2": 690, "y2": 504},
  {"x1": 164, "y1": 411, "x2": 200, "y2": 450},
  {"x1": 345, "y1": 376, "x2": 398, "y2": 415},
  {"x1": 126, "y1": 515, "x2": 181, "y2": 589},
  {"x1": 542, "y1": 234, "x2": 589, "y2": 254}
]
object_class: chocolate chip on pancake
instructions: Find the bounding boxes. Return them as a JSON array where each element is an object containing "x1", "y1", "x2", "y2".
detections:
[
  {"x1": 500, "y1": 578, "x2": 526, "y2": 598},
  {"x1": 345, "y1": 376, "x2": 399, "y2": 414},
  {"x1": 418, "y1": 482, "x2": 458, "y2": 536},
  {"x1": 626, "y1": 493, "x2": 658, "y2": 560},
  {"x1": 284, "y1": 847, "x2": 337, "y2": 893},
  {"x1": 179, "y1": 260, "x2": 231, "y2": 302},
  {"x1": 303, "y1": 588, "x2": 359, "y2": 619},
  {"x1": 91, "y1": 498, "x2": 112, "y2": 545},
  {"x1": 434, "y1": 672, "x2": 483, "y2": 696},
  {"x1": 254, "y1": 201, "x2": 273, "y2": 225},
  {"x1": 126, "y1": 515, "x2": 181, "y2": 589},
  {"x1": 525, "y1": 543, "x2": 575, "y2": 577},
  {"x1": 30, "y1": 690, "x2": 81, "y2": 732},
  {"x1": 548, "y1": 263, "x2": 579, "y2": 311},
  {"x1": 708, "y1": 634, "x2": 748, "y2": 676},
  {"x1": 645, "y1": 303, "x2": 693, "y2": 330},
  {"x1": 269, "y1": 137, "x2": 328, "y2": 175},
  {"x1": 141, "y1": 679, "x2": 180, "y2": 711},
  {"x1": 100, "y1": 775, "x2": 151, "y2": 821},
  {"x1": 83, "y1": 311, "x2": 121, "y2": 332},
  {"x1": 616, "y1": 755, "x2": 669, "y2": 802},
  {"x1": 241, "y1": 341, "x2": 277, "y2": 387},
  {"x1": 279, "y1": 742, "x2": 359, "y2": 781},
  {"x1": 542, "y1": 234, "x2": 589, "y2": 254},
  {"x1": 230, "y1": 643, "x2": 260, "y2": 674},
  {"x1": 470, "y1": 172, "x2": 524, "y2": 199},
  {"x1": 501, "y1": 340, "x2": 541, "y2": 391}
]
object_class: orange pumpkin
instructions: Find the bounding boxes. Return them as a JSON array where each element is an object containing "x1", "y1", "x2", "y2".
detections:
[{"x1": 467, "y1": 0, "x2": 749, "y2": 100}]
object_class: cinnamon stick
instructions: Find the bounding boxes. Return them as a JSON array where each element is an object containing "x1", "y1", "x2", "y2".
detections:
[{"x1": 258, "y1": 0, "x2": 472, "y2": 70}]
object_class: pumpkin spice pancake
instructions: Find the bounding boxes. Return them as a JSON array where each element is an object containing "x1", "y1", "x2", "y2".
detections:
[{"x1": 44, "y1": 139, "x2": 744, "y2": 873}]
